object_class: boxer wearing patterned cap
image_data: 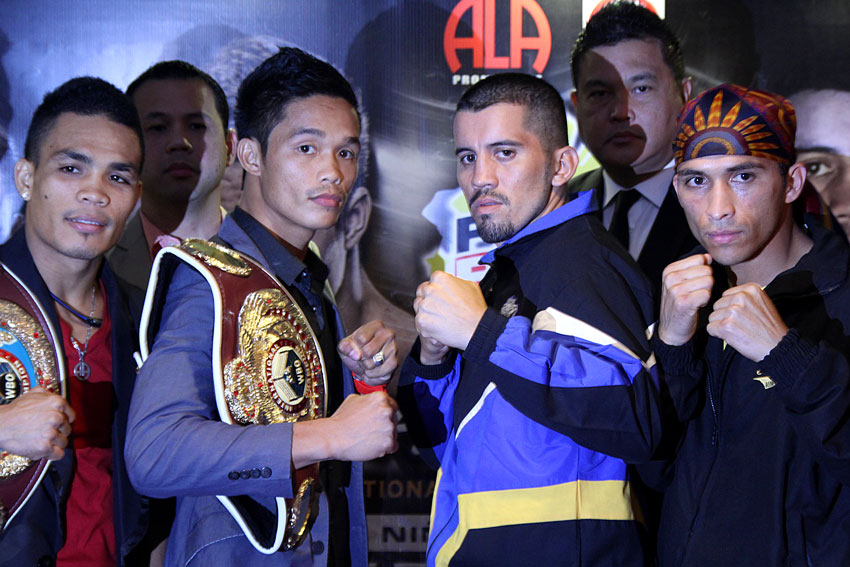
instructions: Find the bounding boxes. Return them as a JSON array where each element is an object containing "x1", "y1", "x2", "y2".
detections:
[
  {"x1": 648, "y1": 83, "x2": 850, "y2": 565},
  {"x1": 674, "y1": 84, "x2": 796, "y2": 166}
]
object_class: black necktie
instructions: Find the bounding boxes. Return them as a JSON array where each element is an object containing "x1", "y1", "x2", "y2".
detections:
[{"x1": 609, "y1": 189, "x2": 640, "y2": 250}]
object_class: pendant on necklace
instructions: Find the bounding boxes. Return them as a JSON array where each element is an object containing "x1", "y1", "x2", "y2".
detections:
[{"x1": 74, "y1": 360, "x2": 91, "y2": 381}]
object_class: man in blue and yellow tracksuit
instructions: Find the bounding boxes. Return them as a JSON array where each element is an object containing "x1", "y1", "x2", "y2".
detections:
[{"x1": 399, "y1": 73, "x2": 662, "y2": 566}]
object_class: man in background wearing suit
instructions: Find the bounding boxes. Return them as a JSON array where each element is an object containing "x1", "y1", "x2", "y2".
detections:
[
  {"x1": 108, "y1": 61, "x2": 235, "y2": 293},
  {"x1": 569, "y1": 2, "x2": 695, "y2": 309}
]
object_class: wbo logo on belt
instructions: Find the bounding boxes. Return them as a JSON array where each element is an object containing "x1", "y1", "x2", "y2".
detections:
[
  {"x1": 140, "y1": 239, "x2": 326, "y2": 554},
  {"x1": 0, "y1": 263, "x2": 65, "y2": 531}
]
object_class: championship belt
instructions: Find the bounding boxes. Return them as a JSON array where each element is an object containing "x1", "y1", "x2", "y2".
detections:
[
  {"x1": 0, "y1": 263, "x2": 65, "y2": 531},
  {"x1": 139, "y1": 239, "x2": 326, "y2": 554}
]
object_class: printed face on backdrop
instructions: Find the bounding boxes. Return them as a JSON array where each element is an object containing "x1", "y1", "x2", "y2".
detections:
[
  {"x1": 240, "y1": 94, "x2": 361, "y2": 248},
  {"x1": 454, "y1": 103, "x2": 575, "y2": 243},
  {"x1": 572, "y1": 38, "x2": 690, "y2": 177},
  {"x1": 132, "y1": 78, "x2": 233, "y2": 205},
  {"x1": 793, "y1": 89, "x2": 850, "y2": 238},
  {"x1": 674, "y1": 155, "x2": 804, "y2": 273},
  {"x1": 15, "y1": 113, "x2": 142, "y2": 262}
]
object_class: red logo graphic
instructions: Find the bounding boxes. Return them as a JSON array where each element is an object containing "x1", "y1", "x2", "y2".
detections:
[{"x1": 444, "y1": 0, "x2": 552, "y2": 74}]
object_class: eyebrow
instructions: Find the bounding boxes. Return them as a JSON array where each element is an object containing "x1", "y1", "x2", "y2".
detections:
[
  {"x1": 143, "y1": 110, "x2": 208, "y2": 121},
  {"x1": 626, "y1": 71, "x2": 657, "y2": 83},
  {"x1": 580, "y1": 78, "x2": 611, "y2": 91},
  {"x1": 455, "y1": 139, "x2": 522, "y2": 156},
  {"x1": 52, "y1": 148, "x2": 138, "y2": 174},
  {"x1": 677, "y1": 161, "x2": 767, "y2": 176},
  {"x1": 54, "y1": 149, "x2": 92, "y2": 165},
  {"x1": 797, "y1": 145, "x2": 839, "y2": 155},
  {"x1": 290, "y1": 128, "x2": 360, "y2": 147},
  {"x1": 111, "y1": 162, "x2": 139, "y2": 174}
]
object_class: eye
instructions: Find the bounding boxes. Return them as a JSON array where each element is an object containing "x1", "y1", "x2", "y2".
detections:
[
  {"x1": 109, "y1": 173, "x2": 131, "y2": 185},
  {"x1": 633, "y1": 85, "x2": 651, "y2": 94},
  {"x1": 683, "y1": 175, "x2": 706, "y2": 188},
  {"x1": 146, "y1": 124, "x2": 167, "y2": 133},
  {"x1": 339, "y1": 148, "x2": 356, "y2": 160},
  {"x1": 458, "y1": 153, "x2": 476, "y2": 165},
  {"x1": 297, "y1": 144, "x2": 316, "y2": 155},
  {"x1": 60, "y1": 165, "x2": 80, "y2": 174},
  {"x1": 189, "y1": 122, "x2": 207, "y2": 131},
  {"x1": 495, "y1": 149, "x2": 515, "y2": 160},
  {"x1": 586, "y1": 89, "x2": 608, "y2": 100},
  {"x1": 804, "y1": 160, "x2": 834, "y2": 178},
  {"x1": 731, "y1": 171, "x2": 754, "y2": 183}
]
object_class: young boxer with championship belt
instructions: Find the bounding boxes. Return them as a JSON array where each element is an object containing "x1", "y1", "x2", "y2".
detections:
[
  {"x1": 139, "y1": 238, "x2": 327, "y2": 552},
  {"x1": 125, "y1": 48, "x2": 399, "y2": 566}
]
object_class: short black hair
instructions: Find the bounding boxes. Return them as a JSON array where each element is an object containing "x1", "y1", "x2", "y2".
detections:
[
  {"x1": 571, "y1": 2, "x2": 685, "y2": 87},
  {"x1": 24, "y1": 76, "x2": 144, "y2": 167},
  {"x1": 235, "y1": 47, "x2": 359, "y2": 155},
  {"x1": 456, "y1": 73, "x2": 568, "y2": 152},
  {"x1": 126, "y1": 60, "x2": 229, "y2": 130}
]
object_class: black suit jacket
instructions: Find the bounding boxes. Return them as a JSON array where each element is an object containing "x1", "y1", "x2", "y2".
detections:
[
  {"x1": 0, "y1": 227, "x2": 151, "y2": 567},
  {"x1": 568, "y1": 168, "x2": 698, "y2": 315}
]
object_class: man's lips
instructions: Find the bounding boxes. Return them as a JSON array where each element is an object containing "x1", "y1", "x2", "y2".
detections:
[
  {"x1": 469, "y1": 190, "x2": 507, "y2": 214},
  {"x1": 606, "y1": 129, "x2": 643, "y2": 144},
  {"x1": 310, "y1": 192, "x2": 344, "y2": 208},
  {"x1": 705, "y1": 229, "x2": 742, "y2": 245},
  {"x1": 66, "y1": 215, "x2": 108, "y2": 234},
  {"x1": 165, "y1": 161, "x2": 199, "y2": 178},
  {"x1": 471, "y1": 197, "x2": 504, "y2": 213}
]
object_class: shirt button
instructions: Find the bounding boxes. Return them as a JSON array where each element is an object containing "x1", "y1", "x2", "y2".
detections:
[
  {"x1": 251, "y1": 468, "x2": 261, "y2": 479},
  {"x1": 261, "y1": 467, "x2": 272, "y2": 478},
  {"x1": 311, "y1": 541, "x2": 325, "y2": 555},
  {"x1": 228, "y1": 471, "x2": 240, "y2": 481},
  {"x1": 240, "y1": 470, "x2": 251, "y2": 480}
]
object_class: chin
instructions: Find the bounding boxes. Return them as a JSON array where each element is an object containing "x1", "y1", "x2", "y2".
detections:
[
  {"x1": 62, "y1": 247, "x2": 104, "y2": 261},
  {"x1": 61, "y1": 237, "x2": 113, "y2": 262},
  {"x1": 702, "y1": 247, "x2": 744, "y2": 268}
]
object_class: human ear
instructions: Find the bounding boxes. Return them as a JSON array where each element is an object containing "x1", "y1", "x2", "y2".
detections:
[
  {"x1": 342, "y1": 185, "x2": 372, "y2": 251},
  {"x1": 13, "y1": 158, "x2": 34, "y2": 201},
  {"x1": 784, "y1": 162, "x2": 807, "y2": 204},
  {"x1": 225, "y1": 128, "x2": 238, "y2": 167},
  {"x1": 680, "y1": 77, "x2": 694, "y2": 103},
  {"x1": 551, "y1": 146, "x2": 579, "y2": 187},
  {"x1": 237, "y1": 138, "x2": 262, "y2": 177}
]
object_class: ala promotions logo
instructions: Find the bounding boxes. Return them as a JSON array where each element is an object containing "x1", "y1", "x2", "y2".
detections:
[{"x1": 443, "y1": 0, "x2": 552, "y2": 86}]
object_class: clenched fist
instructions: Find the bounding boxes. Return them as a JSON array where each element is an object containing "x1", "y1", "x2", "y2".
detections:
[
  {"x1": 658, "y1": 253, "x2": 714, "y2": 346},
  {"x1": 0, "y1": 387, "x2": 75, "y2": 461},
  {"x1": 413, "y1": 271, "x2": 487, "y2": 353}
]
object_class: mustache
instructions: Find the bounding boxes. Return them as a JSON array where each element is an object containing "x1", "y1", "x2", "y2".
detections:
[
  {"x1": 704, "y1": 219, "x2": 739, "y2": 231},
  {"x1": 469, "y1": 188, "x2": 510, "y2": 208},
  {"x1": 306, "y1": 187, "x2": 346, "y2": 200}
]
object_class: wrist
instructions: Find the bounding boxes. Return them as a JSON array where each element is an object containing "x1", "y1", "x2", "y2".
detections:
[
  {"x1": 292, "y1": 419, "x2": 335, "y2": 468},
  {"x1": 657, "y1": 325, "x2": 692, "y2": 346},
  {"x1": 419, "y1": 350, "x2": 447, "y2": 366}
]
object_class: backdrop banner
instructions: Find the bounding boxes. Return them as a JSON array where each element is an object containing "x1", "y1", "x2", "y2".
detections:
[{"x1": 0, "y1": 1, "x2": 847, "y2": 564}]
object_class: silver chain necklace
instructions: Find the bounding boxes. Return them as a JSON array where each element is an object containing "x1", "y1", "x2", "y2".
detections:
[{"x1": 68, "y1": 285, "x2": 96, "y2": 381}]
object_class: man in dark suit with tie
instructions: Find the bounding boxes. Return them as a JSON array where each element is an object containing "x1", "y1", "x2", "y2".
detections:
[{"x1": 569, "y1": 2, "x2": 695, "y2": 310}]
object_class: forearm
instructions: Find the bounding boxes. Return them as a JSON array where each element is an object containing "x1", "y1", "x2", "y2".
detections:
[
  {"x1": 126, "y1": 405, "x2": 295, "y2": 498},
  {"x1": 650, "y1": 329, "x2": 707, "y2": 423},
  {"x1": 125, "y1": 265, "x2": 295, "y2": 498},
  {"x1": 765, "y1": 330, "x2": 850, "y2": 483},
  {"x1": 397, "y1": 341, "x2": 461, "y2": 467},
  {"x1": 467, "y1": 307, "x2": 663, "y2": 462}
]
